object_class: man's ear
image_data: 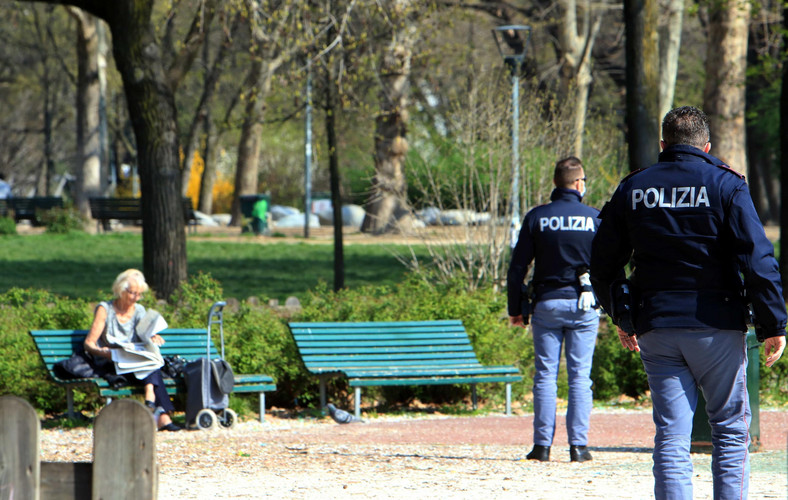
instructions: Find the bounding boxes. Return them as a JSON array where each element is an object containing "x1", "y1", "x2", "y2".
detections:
[{"x1": 660, "y1": 140, "x2": 666, "y2": 151}]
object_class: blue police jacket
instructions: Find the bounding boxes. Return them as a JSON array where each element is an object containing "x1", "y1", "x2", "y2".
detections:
[
  {"x1": 590, "y1": 144, "x2": 787, "y2": 340},
  {"x1": 507, "y1": 188, "x2": 600, "y2": 316}
]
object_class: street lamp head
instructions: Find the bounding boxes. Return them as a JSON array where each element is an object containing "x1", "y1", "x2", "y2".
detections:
[{"x1": 491, "y1": 25, "x2": 532, "y2": 75}]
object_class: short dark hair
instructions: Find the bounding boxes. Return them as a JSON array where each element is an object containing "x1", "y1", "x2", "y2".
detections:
[
  {"x1": 554, "y1": 156, "x2": 584, "y2": 188},
  {"x1": 662, "y1": 106, "x2": 710, "y2": 149}
]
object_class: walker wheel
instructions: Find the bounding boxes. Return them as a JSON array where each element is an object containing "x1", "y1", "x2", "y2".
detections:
[
  {"x1": 196, "y1": 409, "x2": 217, "y2": 430},
  {"x1": 218, "y1": 408, "x2": 237, "y2": 429}
]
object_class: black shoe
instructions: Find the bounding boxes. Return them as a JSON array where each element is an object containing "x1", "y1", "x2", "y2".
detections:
[
  {"x1": 158, "y1": 423, "x2": 182, "y2": 432},
  {"x1": 570, "y1": 445, "x2": 593, "y2": 462},
  {"x1": 526, "y1": 445, "x2": 550, "y2": 462},
  {"x1": 144, "y1": 400, "x2": 156, "y2": 412}
]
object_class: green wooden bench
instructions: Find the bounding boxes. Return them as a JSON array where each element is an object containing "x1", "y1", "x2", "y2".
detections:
[
  {"x1": 30, "y1": 328, "x2": 276, "y2": 422},
  {"x1": 88, "y1": 197, "x2": 198, "y2": 233},
  {"x1": 288, "y1": 320, "x2": 523, "y2": 417}
]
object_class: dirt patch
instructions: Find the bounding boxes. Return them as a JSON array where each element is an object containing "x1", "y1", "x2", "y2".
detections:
[{"x1": 39, "y1": 409, "x2": 787, "y2": 499}]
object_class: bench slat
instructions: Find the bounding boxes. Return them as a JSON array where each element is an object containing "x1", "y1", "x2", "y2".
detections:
[
  {"x1": 292, "y1": 333, "x2": 471, "y2": 342},
  {"x1": 289, "y1": 320, "x2": 463, "y2": 328},
  {"x1": 349, "y1": 374, "x2": 523, "y2": 387},
  {"x1": 301, "y1": 351, "x2": 480, "y2": 362},
  {"x1": 344, "y1": 366, "x2": 521, "y2": 376},
  {"x1": 297, "y1": 345, "x2": 476, "y2": 355}
]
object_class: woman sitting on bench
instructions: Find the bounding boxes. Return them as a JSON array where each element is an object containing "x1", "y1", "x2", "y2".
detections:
[{"x1": 84, "y1": 269, "x2": 181, "y2": 432}]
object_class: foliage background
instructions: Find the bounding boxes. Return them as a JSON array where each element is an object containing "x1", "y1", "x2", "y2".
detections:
[{"x1": 2, "y1": 273, "x2": 785, "y2": 419}]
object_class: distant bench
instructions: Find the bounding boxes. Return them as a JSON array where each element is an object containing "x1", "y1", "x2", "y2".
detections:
[
  {"x1": 89, "y1": 197, "x2": 198, "y2": 233},
  {"x1": 288, "y1": 320, "x2": 523, "y2": 418},
  {"x1": 0, "y1": 196, "x2": 64, "y2": 224},
  {"x1": 30, "y1": 328, "x2": 277, "y2": 423}
]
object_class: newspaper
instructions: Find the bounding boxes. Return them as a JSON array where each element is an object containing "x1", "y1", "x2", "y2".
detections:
[
  {"x1": 135, "y1": 309, "x2": 169, "y2": 342},
  {"x1": 110, "y1": 309, "x2": 167, "y2": 379}
]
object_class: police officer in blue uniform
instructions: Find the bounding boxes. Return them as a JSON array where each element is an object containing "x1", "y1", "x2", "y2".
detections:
[
  {"x1": 508, "y1": 156, "x2": 600, "y2": 463},
  {"x1": 590, "y1": 106, "x2": 786, "y2": 499}
]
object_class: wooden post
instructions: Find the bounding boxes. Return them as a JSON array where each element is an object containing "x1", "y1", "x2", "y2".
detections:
[
  {"x1": 40, "y1": 462, "x2": 92, "y2": 499},
  {"x1": 92, "y1": 400, "x2": 157, "y2": 500},
  {"x1": 0, "y1": 395, "x2": 41, "y2": 500}
]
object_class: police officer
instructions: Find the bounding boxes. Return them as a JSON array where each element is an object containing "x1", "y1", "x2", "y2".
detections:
[
  {"x1": 590, "y1": 106, "x2": 786, "y2": 499},
  {"x1": 508, "y1": 156, "x2": 600, "y2": 463}
]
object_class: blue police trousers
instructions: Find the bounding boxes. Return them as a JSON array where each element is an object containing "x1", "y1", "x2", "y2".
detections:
[
  {"x1": 638, "y1": 329, "x2": 750, "y2": 500},
  {"x1": 530, "y1": 299, "x2": 599, "y2": 447}
]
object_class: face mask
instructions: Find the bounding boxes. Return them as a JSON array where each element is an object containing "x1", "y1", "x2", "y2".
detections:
[{"x1": 579, "y1": 186, "x2": 586, "y2": 198}]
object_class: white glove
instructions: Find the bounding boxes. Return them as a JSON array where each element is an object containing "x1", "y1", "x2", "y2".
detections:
[{"x1": 577, "y1": 272, "x2": 596, "y2": 311}]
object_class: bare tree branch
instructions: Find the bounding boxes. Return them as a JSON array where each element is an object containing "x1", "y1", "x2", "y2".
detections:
[{"x1": 167, "y1": 0, "x2": 221, "y2": 90}]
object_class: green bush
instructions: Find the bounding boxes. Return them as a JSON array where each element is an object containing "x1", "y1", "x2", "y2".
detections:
[
  {"x1": 40, "y1": 207, "x2": 87, "y2": 234},
  {"x1": 4, "y1": 272, "x2": 784, "y2": 419},
  {"x1": 0, "y1": 216, "x2": 16, "y2": 235},
  {"x1": 590, "y1": 316, "x2": 649, "y2": 400},
  {"x1": 0, "y1": 288, "x2": 94, "y2": 412}
]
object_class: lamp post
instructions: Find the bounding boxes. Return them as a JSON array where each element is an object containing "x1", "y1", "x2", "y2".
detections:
[
  {"x1": 304, "y1": 57, "x2": 313, "y2": 239},
  {"x1": 492, "y1": 25, "x2": 532, "y2": 248}
]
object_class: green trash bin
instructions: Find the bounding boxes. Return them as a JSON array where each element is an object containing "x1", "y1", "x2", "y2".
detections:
[
  {"x1": 690, "y1": 329, "x2": 761, "y2": 452},
  {"x1": 239, "y1": 194, "x2": 270, "y2": 235}
]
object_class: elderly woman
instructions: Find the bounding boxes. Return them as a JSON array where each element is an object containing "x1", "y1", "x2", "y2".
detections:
[{"x1": 84, "y1": 269, "x2": 181, "y2": 431}]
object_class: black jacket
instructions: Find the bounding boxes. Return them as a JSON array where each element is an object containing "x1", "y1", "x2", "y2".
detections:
[
  {"x1": 590, "y1": 145, "x2": 786, "y2": 340},
  {"x1": 507, "y1": 188, "x2": 600, "y2": 316}
]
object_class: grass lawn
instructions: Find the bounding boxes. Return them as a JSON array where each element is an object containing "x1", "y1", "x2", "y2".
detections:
[{"x1": 0, "y1": 232, "x2": 422, "y2": 301}]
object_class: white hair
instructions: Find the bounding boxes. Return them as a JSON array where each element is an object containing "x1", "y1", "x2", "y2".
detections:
[{"x1": 111, "y1": 269, "x2": 149, "y2": 298}]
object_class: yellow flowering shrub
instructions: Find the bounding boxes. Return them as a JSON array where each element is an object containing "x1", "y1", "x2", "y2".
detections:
[{"x1": 185, "y1": 150, "x2": 235, "y2": 214}]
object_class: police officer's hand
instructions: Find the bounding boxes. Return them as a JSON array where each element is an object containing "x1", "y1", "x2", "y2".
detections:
[
  {"x1": 509, "y1": 315, "x2": 527, "y2": 328},
  {"x1": 617, "y1": 327, "x2": 640, "y2": 352},
  {"x1": 763, "y1": 336, "x2": 785, "y2": 367}
]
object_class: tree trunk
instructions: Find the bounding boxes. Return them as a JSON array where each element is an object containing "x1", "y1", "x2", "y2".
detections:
[
  {"x1": 703, "y1": 0, "x2": 750, "y2": 175},
  {"x1": 780, "y1": 3, "x2": 788, "y2": 299},
  {"x1": 106, "y1": 2, "x2": 187, "y2": 299},
  {"x1": 325, "y1": 57, "x2": 345, "y2": 291},
  {"x1": 557, "y1": 0, "x2": 602, "y2": 158},
  {"x1": 230, "y1": 64, "x2": 267, "y2": 226},
  {"x1": 19, "y1": 0, "x2": 215, "y2": 299},
  {"x1": 198, "y1": 110, "x2": 218, "y2": 214},
  {"x1": 41, "y1": 75, "x2": 55, "y2": 196},
  {"x1": 747, "y1": 154, "x2": 776, "y2": 224},
  {"x1": 657, "y1": 0, "x2": 683, "y2": 120},
  {"x1": 69, "y1": 8, "x2": 102, "y2": 218},
  {"x1": 361, "y1": 28, "x2": 414, "y2": 234},
  {"x1": 624, "y1": 0, "x2": 661, "y2": 171},
  {"x1": 230, "y1": 3, "x2": 284, "y2": 226},
  {"x1": 624, "y1": 0, "x2": 660, "y2": 171}
]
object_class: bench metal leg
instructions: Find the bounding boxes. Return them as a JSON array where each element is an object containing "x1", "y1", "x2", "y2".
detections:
[
  {"x1": 505, "y1": 383, "x2": 512, "y2": 416},
  {"x1": 319, "y1": 375, "x2": 327, "y2": 410},
  {"x1": 259, "y1": 392, "x2": 265, "y2": 423},
  {"x1": 354, "y1": 387, "x2": 361, "y2": 418},
  {"x1": 471, "y1": 384, "x2": 477, "y2": 410},
  {"x1": 66, "y1": 387, "x2": 75, "y2": 419}
]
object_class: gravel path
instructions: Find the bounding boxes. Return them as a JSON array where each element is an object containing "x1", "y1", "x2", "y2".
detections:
[{"x1": 39, "y1": 408, "x2": 787, "y2": 499}]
